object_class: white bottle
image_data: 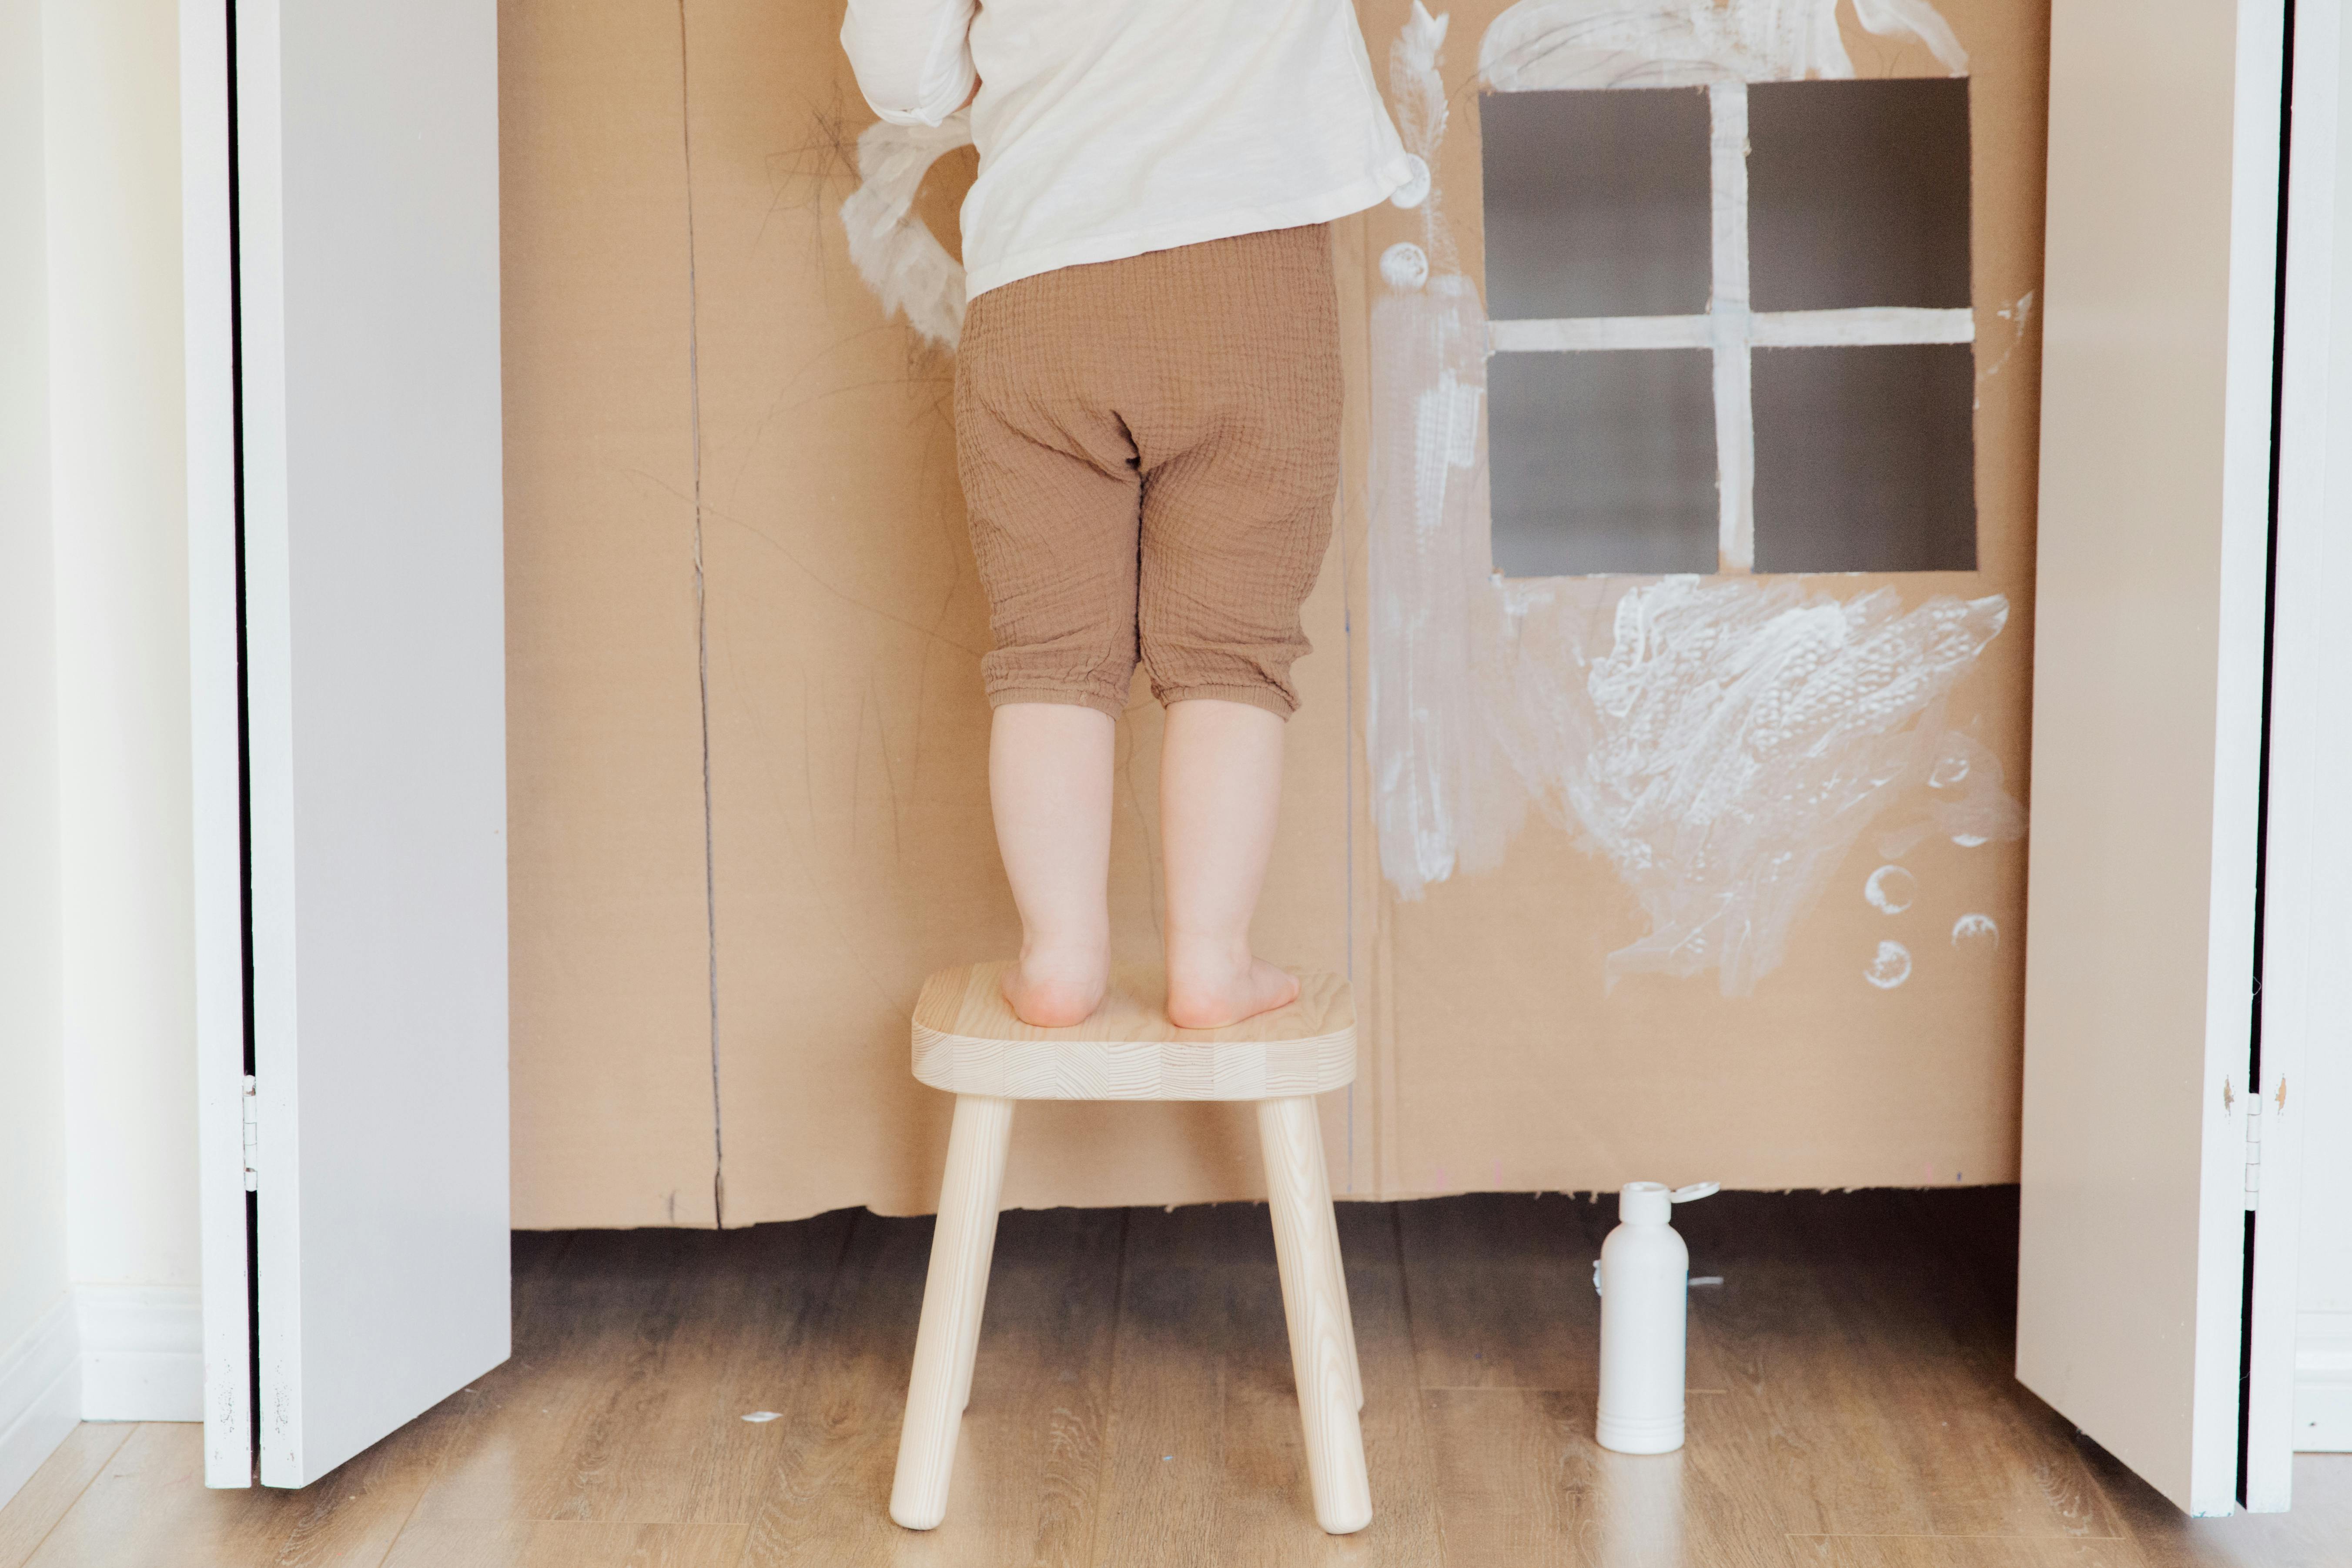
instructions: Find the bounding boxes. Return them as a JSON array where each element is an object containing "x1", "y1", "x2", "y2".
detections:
[{"x1": 1595, "y1": 1180, "x2": 1718, "y2": 1454}]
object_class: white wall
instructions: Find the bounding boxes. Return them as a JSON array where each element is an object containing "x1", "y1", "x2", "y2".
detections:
[
  {"x1": 2303, "y1": 1045, "x2": 2352, "y2": 1447},
  {"x1": 2, "y1": 2, "x2": 229, "y2": 1491},
  {"x1": 41, "y1": 0, "x2": 204, "y2": 1423},
  {"x1": 0, "y1": 0, "x2": 81, "y2": 1515},
  {"x1": 2295, "y1": 0, "x2": 2352, "y2": 1440}
]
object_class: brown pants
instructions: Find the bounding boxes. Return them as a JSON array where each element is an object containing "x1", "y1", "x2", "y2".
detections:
[{"x1": 954, "y1": 224, "x2": 1342, "y2": 719}]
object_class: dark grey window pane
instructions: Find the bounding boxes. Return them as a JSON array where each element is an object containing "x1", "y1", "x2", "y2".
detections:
[
  {"x1": 1489, "y1": 351, "x2": 1719, "y2": 577},
  {"x1": 1479, "y1": 87, "x2": 1713, "y2": 320},
  {"x1": 1747, "y1": 78, "x2": 1973, "y2": 312},
  {"x1": 1751, "y1": 344, "x2": 1976, "y2": 573}
]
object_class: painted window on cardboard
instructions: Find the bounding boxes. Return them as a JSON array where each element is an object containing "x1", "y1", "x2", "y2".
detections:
[{"x1": 1481, "y1": 77, "x2": 1977, "y2": 577}]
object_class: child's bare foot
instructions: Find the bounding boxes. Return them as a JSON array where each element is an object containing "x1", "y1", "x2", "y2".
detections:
[
  {"x1": 1003, "y1": 946, "x2": 1107, "y2": 1028},
  {"x1": 1166, "y1": 944, "x2": 1299, "y2": 1030}
]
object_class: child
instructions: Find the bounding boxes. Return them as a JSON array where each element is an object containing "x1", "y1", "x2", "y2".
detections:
[{"x1": 843, "y1": 0, "x2": 1412, "y2": 1028}]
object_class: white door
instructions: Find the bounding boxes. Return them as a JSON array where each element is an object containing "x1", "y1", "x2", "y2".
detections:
[
  {"x1": 2020, "y1": 0, "x2": 2344, "y2": 1518},
  {"x1": 2268, "y1": 0, "x2": 2352, "y2": 1475},
  {"x1": 183, "y1": 0, "x2": 511, "y2": 1488}
]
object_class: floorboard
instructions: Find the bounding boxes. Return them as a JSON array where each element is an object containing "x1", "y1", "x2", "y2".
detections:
[
  {"x1": 735, "y1": 1209, "x2": 930, "y2": 1565},
  {"x1": 1091, "y1": 1203, "x2": 1247, "y2": 1564},
  {"x1": 16, "y1": 1408, "x2": 466, "y2": 1568},
  {"x1": 1682, "y1": 1192, "x2": 2122, "y2": 1543},
  {"x1": 2, "y1": 1191, "x2": 2346, "y2": 1567},
  {"x1": 0, "y1": 1424, "x2": 128, "y2": 1568},
  {"x1": 1396, "y1": 1193, "x2": 1609, "y2": 1393},
  {"x1": 378, "y1": 1520, "x2": 751, "y2": 1568},
  {"x1": 2086, "y1": 1448, "x2": 2352, "y2": 1568},
  {"x1": 412, "y1": 1219, "x2": 855, "y2": 1526},
  {"x1": 886, "y1": 1205, "x2": 1124, "y2": 1568}
]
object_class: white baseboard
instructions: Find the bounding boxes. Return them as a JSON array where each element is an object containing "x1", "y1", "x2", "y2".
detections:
[
  {"x1": 2296, "y1": 1309, "x2": 2352, "y2": 1451},
  {"x1": 0, "y1": 1295, "x2": 81, "y2": 1517},
  {"x1": 74, "y1": 1284, "x2": 201, "y2": 1423}
]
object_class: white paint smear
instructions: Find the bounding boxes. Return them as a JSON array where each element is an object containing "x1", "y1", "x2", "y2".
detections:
[
  {"x1": 1476, "y1": 1, "x2": 1973, "y2": 569},
  {"x1": 1492, "y1": 306, "x2": 1974, "y2": 353},
  {"x1": 1706, "y1": 80, "x2": 1755, "y2": 568},
  {"x1": 1866, "y1": 940, "x2": 1914, "y2": 989},
  {"x1": 1478, "y1": 0, "x2": 1967, "y2": 90},
  {"x1": 1951, "y1": 913, "x2": 1999, "y2": 947},
  {"x1": 1877, "y1": 730, "x2": 2026, "y2": 857},
  {"x1": 1864, "y1": 864, "x2": 1917, "y2": 915},
  {"x1": 1489, "y1": 579, "x2": 2013, "y2": 993},
  {"x1": 1983, "y1": 289, "x2": 2038, "y2": 379},
  {"x1": 1369, "y1": 2, "x2": 2014, "y2": 996},
  {"x1": 826, "y1": 2, "x2": 2015, "y2": 1000},
  {"x1": 1392, "y1": 153, "x2": 1434, "y2": 209},
  {"x1": 1370, "y1": 4, "x2": 1519, "y2": 896},
  {"x1": 838, "y1": 113, "x2": 974, "y2": 351},
  {"x1": 741, "y1": 1410, "x2": 783, "y2": 1423},
  {"x1": 1381, "y1": 241, "x2": 1431, "y2": 291},
  {"x1": 1750, "y1": 306, "x2": 1976, "y2": 346},
  {"x1": 1494, "y1": 314, "x2": 1713, "y2": 351}
]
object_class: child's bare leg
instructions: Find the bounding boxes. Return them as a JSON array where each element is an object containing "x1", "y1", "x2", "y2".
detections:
[
  {"x1": 1161, "y1": 697, "x2": 1301, "y2": 1029},
  {"x1": 991, "y1": 702, "x2": 1115, "y2": 1026}
]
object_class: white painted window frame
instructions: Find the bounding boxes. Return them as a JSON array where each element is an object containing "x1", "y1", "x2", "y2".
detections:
[{"x1": 1484, "y1": 80, "x2": 1977, "y2": 574}]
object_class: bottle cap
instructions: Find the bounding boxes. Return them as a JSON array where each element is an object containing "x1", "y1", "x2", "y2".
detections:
[
  {"x1": 1618, "y1": 1180, "x2": 1720, "y2": 1225},
  {"x1": 1619, "y1": 1182, "x2": 1672, "y2": 1224}
]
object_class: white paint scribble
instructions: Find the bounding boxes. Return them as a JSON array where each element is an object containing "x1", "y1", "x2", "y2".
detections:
[
  {"x1": 1866, "y1": 940, "x2": 1914, "y2": 989},
  {"x1": 1381, "y1": 241, "x2": 1431, "y2": 291},
  {"x1": 1951, "y1": 913, "x2": 1999, "y2": 947},
  {"x1": 1853, "y1": 0, "x2": 1969, "y2": 75},
  {"x1": 1368, "y1": 266, "x2": 1514, "y2": 891},
  {"x1": 1865, "y1": 864, "x2": 1917, "y2": 914},
  {"x1": 1388, "y1": 3, "x2": 1462, "y2": 277},
  {"x1": 1478, "y1": 2, "x2": 1970, "y2": 564},
  {"x1": 1392, "y1": 154, "x2": 1434, "y2": 209},
  {"x1": 824, "y1": 0, "x2": 2014, "y2": 1000},
  {"x1": 1877, "y1": 730, "x2": 2026, "y2": 856},
  {"x1": 1983, "y1": 289, "x2": 2038, "y2": 379},
  {"x1": 838, "y1": 113, "x2": 974, "y2": 351},
  {"x1": 1369, "y1": 3, "x2": 1519, "y2": 896},
  {"x1": 1488, "y1": 579, "x2": 2012, "y2": 993},
  {"x1": 1368, "y1": 1, "x2": 2013, "y2": 996},
  {"x1": 1479, "y1": 0, "x2": 1967, "y2": 91}
]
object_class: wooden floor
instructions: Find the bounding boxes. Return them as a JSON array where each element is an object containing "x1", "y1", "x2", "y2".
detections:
[{"x1": 3, "y1": 1190, "x2": 2347, "y2": 1567}]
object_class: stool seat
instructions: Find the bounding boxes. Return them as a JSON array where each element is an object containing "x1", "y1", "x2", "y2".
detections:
[
  {"x1": 911, "y1": 961, "x2": 1355, "y2": 1100},
  {"x1": 891, "y1": 963, "x2": 1371, "y2": 1538}
]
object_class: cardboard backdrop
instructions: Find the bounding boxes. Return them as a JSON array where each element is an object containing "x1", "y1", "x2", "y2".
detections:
[{"x1": 500, "y1": 0, "x2": 2048, "y2": 1228}]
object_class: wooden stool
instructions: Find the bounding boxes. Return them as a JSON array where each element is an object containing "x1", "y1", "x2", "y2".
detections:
[{"x1": 890, "y1": 961, "x2": 1370, "y2": 1535}]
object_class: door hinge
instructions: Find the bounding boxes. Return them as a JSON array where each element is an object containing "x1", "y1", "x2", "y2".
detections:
[
  {"x1": 241, "y1": 1074, "x2": 259, "y2": 1192},
  {"x1": 2244, "y1": 1092, "x2": 2263, "y2": 1210}
]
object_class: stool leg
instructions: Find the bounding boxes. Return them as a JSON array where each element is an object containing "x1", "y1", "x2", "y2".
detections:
[
  {"x1": 1321, "y1": 1186, "x2": 1365, "y2": 1411},
  {"x1": 1257, "y1": 1095, "x2": 1372, "y2": 1535},
  {"x1": 891, "y1": 1093, "x2": 1015, "y2": 1531}
]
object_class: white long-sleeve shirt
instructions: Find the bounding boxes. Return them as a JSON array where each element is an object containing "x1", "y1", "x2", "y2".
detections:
[{"x1": 841, "y1": 0, "x2": 1413, "y2": 299}]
